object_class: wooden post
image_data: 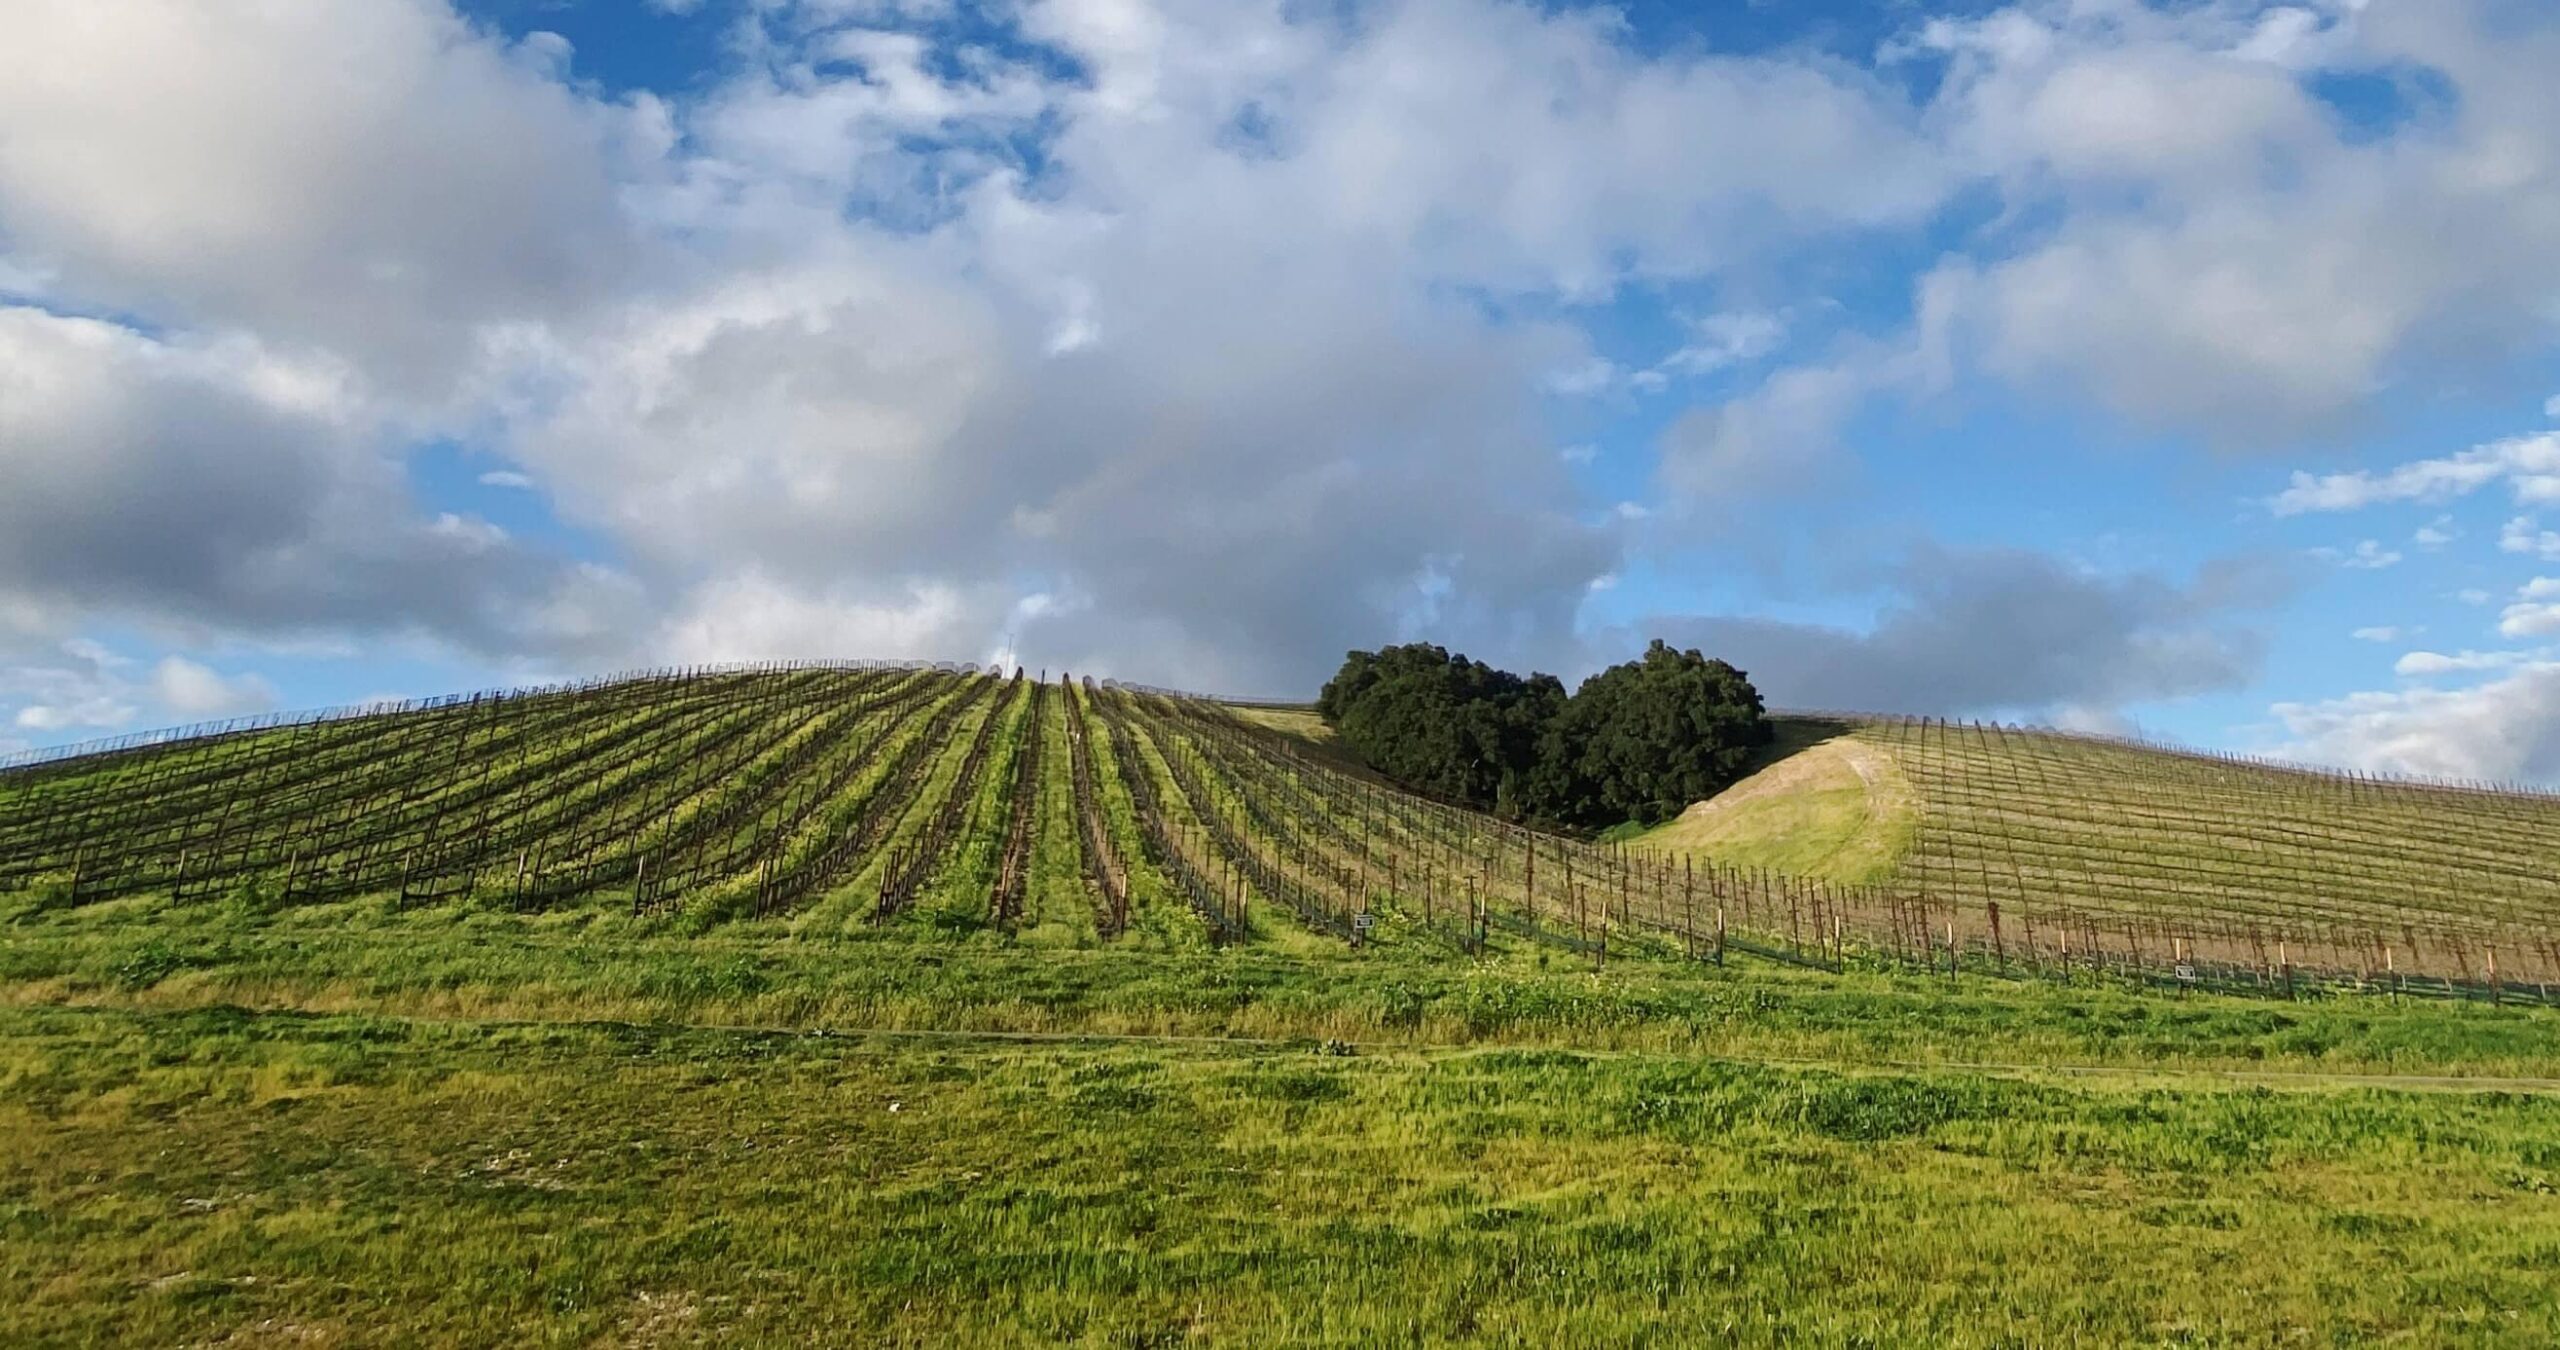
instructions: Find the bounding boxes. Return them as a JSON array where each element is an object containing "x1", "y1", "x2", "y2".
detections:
[
  {"x1": 1683, "y1": 856, "x2": 1697, "y2": 960},
  {"x1": 1524, "y1": 835, "x2": 1536, "y2": 925}
]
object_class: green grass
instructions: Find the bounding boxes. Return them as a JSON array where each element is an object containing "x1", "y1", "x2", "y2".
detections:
[
  {"x1": 12, "y1": 899, "x2": 2560, "y2": 1074},
  {"x1": 7, "y1": 868, "x2": 2560, "y2": 1341},
  {"x1": 15, "y1": 677, "x2": 2560, "y2": 1340},
  {"x1": 5, "y1": 995, "x2": 2558, "y2": 1345},
  {"x1": 1628, "y1": 721, "x2": 1914, "y2": 884}
]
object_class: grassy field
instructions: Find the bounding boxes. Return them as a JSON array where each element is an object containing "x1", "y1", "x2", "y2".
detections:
[
  {"x1": 1631, "y1": 721, "x2": 1914, "y2": 885},
  {"x1": 5, "y1": 893, "x2": 2560, "y2": 1344},
  {"x1": 10, "y1": 669, "x2": 2560, "y2": 1341}
]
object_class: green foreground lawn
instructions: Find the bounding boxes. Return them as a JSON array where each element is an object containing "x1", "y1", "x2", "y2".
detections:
[{"x1": 4, "y1": 902, "x2": 2559, "y2": 1344}]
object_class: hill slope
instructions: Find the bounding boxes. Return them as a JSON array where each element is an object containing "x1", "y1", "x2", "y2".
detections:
[
  {"x1": 5, "y1": 669, "x2": 2556, "y2": 993},
  {"x1": 8, "y1": 676, "x2": 2560, "y2": 1343},
  {"x1": 0, "y1": 665, "x2": 1642, "y2": 961},
  {"x1": 1639, "y1": 715, "x2": 2560, "y2": 987}
]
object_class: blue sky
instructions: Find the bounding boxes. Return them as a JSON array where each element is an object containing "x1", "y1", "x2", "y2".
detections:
[{"x1": 5, "y1": 0, "x2": 2560, "y2": 781}]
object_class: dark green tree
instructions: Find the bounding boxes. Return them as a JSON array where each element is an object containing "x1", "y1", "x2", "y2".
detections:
[
  {"x1": 1547, "y1": 639, "x2": 1771, "y2": 826},
  {"x1": 1316, "y1": 639, "x2": 1768, "y2": 828},
  {"x1": 1316, "y1": 644, "x2": 1563, "y2": 813}
]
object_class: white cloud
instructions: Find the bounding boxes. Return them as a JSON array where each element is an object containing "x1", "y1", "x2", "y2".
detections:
[
  {"x1": 1653, "y1": 310, "x2": 1787, "y2": 379},
  {"x1": 150, "y1": 656, "x2": 278, "y2": 718},
  {"x1": 2273, "y1": 662, "x2": 2560, "y2": 782},
  {"x1": 2547, "y1": 394, "x2": 2560, "y2": 420},
  {"x1": 1545, "y1": 357, "x2": 1623, "y2": 397},
  {"x1": 1, "y1": 638, "x2": 274, "y2": 742},
  {"x1": 13, "y1": 702, "x2": 119, "y2": 732},
  {"x1": 2457, "y1": 587, "x2": 2494, "y2": 606},
  {"x1": 2310, "y1": 539, "x2": 2401, "y2": 570},
  {"x1": 0, "y1": 0, "x2": 648, "y2": 395},
  {"x1": 4, "y1": 0, "x2": 2559, "y2": 707},
  {"x1": 2395, "y1": 649, "x2": 2527, "y2": 677},
  {"x1": 2500, "y1": 585, "x2": 2560, "y2": 638},
  {"x1": 1913, "y1": 3, "x2": 2560, "y2": 447},
  {"x1": 478, "y1": 470, "x2": 535, "y2": 490},
  {"x1": 2267, "y1": 433, "x2": 2560, "y2": 515},
  {"x1": 655, "y1": 573, "x2": 989, "y2": 665},
  {"x1": 1642, "y1": 546, "x2": 2285, "y2": 718},
  {"x1": 2500, "y1": 516, "x2": 2560, "y2": 561},
  {"x1": 1656, "y1": 359, "x2": 1878, "y2": 505},
  {"x1": 2350, "y1": 626, "x2": 2401, "y2": 642}
]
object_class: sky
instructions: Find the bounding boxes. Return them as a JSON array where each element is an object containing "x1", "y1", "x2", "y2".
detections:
[{"x1": 4, "y1": 0, "x2": 2560, "y2": 781}]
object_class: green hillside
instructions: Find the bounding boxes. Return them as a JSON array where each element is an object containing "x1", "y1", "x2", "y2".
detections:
[
  {"x1": 1626, "y1": 715, "x2": 2560, "y2": 992},
  {"x1": 6, "y1": 667, "x2": 2560, "y2": 1343},
  {"x1": 8, "y1": 669, "x2": 2558, "y2": 991}
]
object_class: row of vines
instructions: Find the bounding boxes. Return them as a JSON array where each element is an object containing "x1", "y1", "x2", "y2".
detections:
[{"x1": 2, "y1": 666, "x2": 2553, "y2": 1003}]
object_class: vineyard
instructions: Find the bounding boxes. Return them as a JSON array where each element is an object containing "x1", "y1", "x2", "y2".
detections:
[
  {"x1": 4, "y1": 663, "x2": 2558, "y2": 1003},
  {"x1": 8, "y1": 663, "x2": 2560, "y2": 1344},
  {"x1": 1640, "y1": 715, "x2": 2560, "y2": 1000}
]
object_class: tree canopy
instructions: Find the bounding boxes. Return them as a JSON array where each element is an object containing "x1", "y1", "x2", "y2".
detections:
[
  {"x1": 1315, "y1": 639, "x2": 1770, "y2": 829},
  {"x1": 1316, "y1": 644, "x2": 1564, "y2": 813}
]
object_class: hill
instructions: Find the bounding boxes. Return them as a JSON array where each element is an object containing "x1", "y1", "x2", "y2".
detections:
[
  {"x1": 6, "y1": 669, "x2": 2556, "y2": 995},
  {"x1": 1632, "y1": 714, "x2": 2560, "y2": 992},
  {"x1": 6, "y1": 666, "x2": 2560, "y2": 1343},
  {"x1": 0, "y1": 663, "x2": 1621, "y2": 957}
]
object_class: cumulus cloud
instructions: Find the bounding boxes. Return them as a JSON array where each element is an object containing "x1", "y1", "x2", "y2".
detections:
[
  {"x1": 2266, "y1": 432, "x2": 2560, "y2": 515},
  {"x1": 150, "y1": 657, "x2": 279, "y2": 719},
  {"x1": 0, "y1": 638, "x2": 273, "y2": 741},
  {"x1": 1633, "y1": 546, "x2": 2288, "y2": 718},
  {"x1": 0, "y1": 0, "x2": 650, "y2": 395},
  {"x1": 492, "y1": 0, "x2": 1957, "y2": 686},
  {"x1": 2272, "y1": 664, "x2": 2560, "y2": 782},
  {"x1": 1908, "y1": 1, "x2": 2560, "y2": 447},
  {"x1": 6, "y1": 0, "x2": 2560, "y2": 717},
  {"x1": 0, "y1": 306, "x2": 637, "y2": 660},
  {"x1": 2500, "y1": 517, "x2": 2560, "y2": 561},
  {"x1": 2499, "y1": 578, "x2": 2560, "y2": 638},
  {"x1": 1655, "y1": 359, "x2": 1884, "y2": 506}
]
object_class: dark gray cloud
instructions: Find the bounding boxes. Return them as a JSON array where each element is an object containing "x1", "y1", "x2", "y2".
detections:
[
  {"x1": 0, "y1": 308, "x2": 639, "y2": 662},
  {"x1": 1634, "y1": 547, "x2": 2292, "y2": 717}
]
